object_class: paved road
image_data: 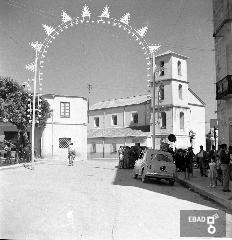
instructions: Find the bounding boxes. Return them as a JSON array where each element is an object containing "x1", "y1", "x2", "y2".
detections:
[{"x1": 0, "y1": 159, "x2": 231, "y2": 239}]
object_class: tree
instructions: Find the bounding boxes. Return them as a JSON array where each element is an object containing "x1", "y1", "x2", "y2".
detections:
[{"x1": 0, "y1": 76, "x2": 51, "y2": 162}]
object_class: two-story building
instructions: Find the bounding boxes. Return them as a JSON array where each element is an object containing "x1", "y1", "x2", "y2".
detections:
[
  {"x1": 88, "y1": 95, "x2": 151, "y2": 158},
  {"x1": 88, "y1": 51, "x2": 206, "y2": 158},
  {"x1": 40, "y1": 94, "x2": 87, "y2": 160},
  {"x1": 0, "y1": 94, "x2": 88, "y2": 161}
]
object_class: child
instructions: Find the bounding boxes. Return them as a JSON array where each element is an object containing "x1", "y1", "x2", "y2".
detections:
[{"x1": 208, "y1": 157, "x2": 217, "y2": 187}]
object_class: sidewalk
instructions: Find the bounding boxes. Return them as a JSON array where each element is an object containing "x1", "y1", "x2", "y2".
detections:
[
  {"x1": 176, "y1": 168, "x2": 232, "y2": 212},
  {"x1": 0, "y1": 158, "x2": 46, "y2": 171}
]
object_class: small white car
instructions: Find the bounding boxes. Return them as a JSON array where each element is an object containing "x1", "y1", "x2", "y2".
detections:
[{"x1": 133, "y1": 149, "x2": 176, "y2": 185}]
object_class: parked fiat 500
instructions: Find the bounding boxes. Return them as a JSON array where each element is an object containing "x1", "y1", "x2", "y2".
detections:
[{"x1": 133, "y1": 149, "x2": 176, "y2": 185}]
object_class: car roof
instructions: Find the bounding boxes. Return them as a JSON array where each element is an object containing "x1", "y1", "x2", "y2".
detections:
[{"x1": 146, "y1": 149, "x2": 173, "y2": 157}]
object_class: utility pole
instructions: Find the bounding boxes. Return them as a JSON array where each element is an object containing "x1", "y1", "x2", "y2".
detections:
[
  {"x1": 31, "y1": 42, "x2": 39, "y2": 170},
  {"x1": 152, "y1": 53, "x2": 156, "y2": 150},
  {"x1": 87, "y1": 83, "x2": 93, "y2": 123}
]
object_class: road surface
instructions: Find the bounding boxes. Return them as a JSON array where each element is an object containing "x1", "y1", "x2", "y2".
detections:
[{"x1": 0, "y1": 159, "x2": 231, "y2": 239}]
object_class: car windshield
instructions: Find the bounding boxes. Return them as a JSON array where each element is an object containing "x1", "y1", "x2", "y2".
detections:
[{"x1": 156, "y1": 154, "x2": 172, "y2": 162}]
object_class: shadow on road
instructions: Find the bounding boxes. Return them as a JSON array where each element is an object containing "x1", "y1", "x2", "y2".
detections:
[{"x1": 112, "y1": 165, "x2": 229, "y2": 212}]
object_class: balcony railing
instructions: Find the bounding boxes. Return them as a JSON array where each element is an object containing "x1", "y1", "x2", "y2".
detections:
[{"x1": 216, "y1": 75, "x2": 232, "y2": 100}]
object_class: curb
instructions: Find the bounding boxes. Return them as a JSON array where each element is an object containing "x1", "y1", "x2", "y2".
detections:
[
  {"x1": 0, "y1": 160, "x2": 46, "y2": 171},
  {"x1": 176, "y1": 176, "x2": 232, "y2": 212}
]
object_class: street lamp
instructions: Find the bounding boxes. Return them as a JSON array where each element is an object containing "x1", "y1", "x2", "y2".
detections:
[
  {"x1": 152, "y1": 53, "x2": 156, "y2": 150},
  {"x1": 26, "y1": 41, "x2": 43, "y2": 169}
]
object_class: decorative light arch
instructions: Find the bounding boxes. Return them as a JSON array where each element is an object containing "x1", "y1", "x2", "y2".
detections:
[{"x1": 25, "y1": 4, "x2": 161, "y2": 167}]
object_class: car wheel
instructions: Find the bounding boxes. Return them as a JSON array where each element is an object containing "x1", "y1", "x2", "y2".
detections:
[
  {"x1": 141, "y1": 170, "x2": 148, "y2": 183},
  {"x1": 169, "y1": 180, "x2": 175, "y2": 186}
]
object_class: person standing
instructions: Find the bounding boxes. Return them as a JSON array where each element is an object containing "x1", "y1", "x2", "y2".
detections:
[
  {"x1": 220, "y1": 144, "x2": 231, "y2": 192},
  {"x1": 68, "y1": 142, "x2": 75, "y2": 166},
  {"x1": 208, "y1": 157, "x2": 216, "y2": 187},
  {"x1": 197, "y1": 145, "x2": 208, "y2": 177},
  {"x1": 228, "y1": 146, "x2": 232, "y2": 182}
]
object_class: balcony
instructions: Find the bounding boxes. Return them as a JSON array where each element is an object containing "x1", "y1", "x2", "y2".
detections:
[{"x1": 216, "y1": 75, "x2": 232, "y2": 100}]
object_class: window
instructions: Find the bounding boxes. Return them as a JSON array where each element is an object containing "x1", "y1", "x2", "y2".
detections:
[
  {"x1": 161, "y1": 112, "x2": 166, "y2": 129},
  {"x1": 159, "y1": 61, "x2": 164, "y2": 76},
  {"x1": 94, "y1": 117, "x2": 99, "y2": 127},
  {"x1": 178, "y1": 84, "x2": 183, "y2": 99},
  {"x1": 132, "y1": 113, "x2": 138, "y2": 124},
  {"x1": 112, "y1": 115, "x2": 117, "y2": 126},
  {"x1": 111, "y1": 143, "x2": 117, "y2": 153},
  {"x1": 60, "y1": 102, "x2": 70, "y2": 118},
  {"x1": 156, "y1": 154, "x2": 171, "y2": 162},
  {"x1": 177, "y1": 60, "x2": 182, "y2": 76},
  {"x1": 180, "y1": 112, "x2": 184, "y2": 130},
  {"x1": 59, "y1": 138, "x2": 71, "y2": 148},
  {"x1": 92, "y1": 143, "x2": 96, "y2": 153},
  {"x1": 159, "y1": 85, "x2": 164, "y2": 100}
]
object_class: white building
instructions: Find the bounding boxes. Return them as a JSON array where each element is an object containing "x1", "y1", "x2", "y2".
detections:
[
  {"x1": 88, "y1": 51, "x2": 206, "y2": 157},
  {"x1": 41, "y1": 94, "x2": 87, "y2": 160},
  {"x1": 0, "y1": 94, "x2": 88, "y2": 161},
  {"x1": 152, "y1": 50, "x2": 206, "y2": 152}
]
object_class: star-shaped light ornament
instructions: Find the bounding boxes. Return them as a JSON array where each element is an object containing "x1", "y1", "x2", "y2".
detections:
[
  {"x1": 148, "y1": 45, "x2": 161, "y2": 54},
  {"x1": 136, "y1": 26, "x2": 148, "y2": 38},
  {"x1": 82, "y1": 4, "x2": 91, "y2": 20},
  {"x1": 30, "y1": 42, "x2": 43, "y2": 52},
  {"x1": 62, "y1": 11, "x2": 72, "y2": 23},
  {"x1": 43, "y1": 24, "x2": 55, "y2": 36},
  {"x1": 120, "y1": 13, "x2": 130, "y2": 25},
  {"x1": 99, "y1": 5, "x2": 110, "y2": 18},
  {"x1": 25, "y1": 62, "x2": 35, "y2": 72}
]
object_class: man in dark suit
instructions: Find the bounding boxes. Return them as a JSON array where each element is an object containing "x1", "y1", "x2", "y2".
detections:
[
  {"x1": 220, "y1": 144, "x2": 231, "y2": 192},
  {"x1": 197, "y1": 145, "x2": 208, "y2": 177}
]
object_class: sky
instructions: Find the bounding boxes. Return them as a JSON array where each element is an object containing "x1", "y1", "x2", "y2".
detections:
[{"x1": 0, "y1": 0, "x2": 216, "y2": 130}]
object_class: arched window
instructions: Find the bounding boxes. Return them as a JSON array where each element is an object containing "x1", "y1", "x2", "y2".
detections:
[
  {"x1": 161, "y1": 112, "x2": 166, "y2": 129},
  {"x1": 177, "y1": 60, "x2": 182, "y2": 76},
  {"x1": 179, "y1": 84, "x2": 182, "y2": 99},
  {"x1": 180, "y1": 112, "x2": 184, "y2": 130},
  {"x1": 159, "y1": 85, "x2": 164, "y2": 100}
]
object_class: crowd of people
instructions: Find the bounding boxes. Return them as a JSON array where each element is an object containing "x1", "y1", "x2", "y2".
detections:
[
  {"x1": 196, "y1": 144, "x2": 232, "y2": 192},
  {"x1": 118, "y1": 146, "x2": 146, "y2": 169},
  {"x1": 167, "y1": 144, "x2": 232, "y2": 192},
  {"x1": 118, "y1": 143, "x2": 232, "y2": 193}
]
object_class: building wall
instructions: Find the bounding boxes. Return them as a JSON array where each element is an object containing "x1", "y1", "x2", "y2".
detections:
[
  {"x1": 89, "y1": 103, "x2": 150, "y2": 129},
  {"x1": 213, "y1": 0, "x2": 232, "y2": 147},
  {"x1": 189, "y1": 105, "x2": 206, "y2": 153},
  {"x1": 42, "y1": 96, "x2": 87, "y2": 160},
  {"x1": 87, "y1": 136, "x2": 149, "y2": 159}
]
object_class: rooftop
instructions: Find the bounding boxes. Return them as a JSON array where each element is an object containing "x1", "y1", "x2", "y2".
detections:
[
  {"x1": 90, "y1": 94, "x2": 150, "y2": 111},
  {"x1": 155, "y1": 50, "x2": 189, "y2": 60}
]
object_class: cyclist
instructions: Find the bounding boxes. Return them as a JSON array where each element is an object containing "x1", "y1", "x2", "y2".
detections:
[{"x1": 68, "y1": 142, "x2": 75, "y2": 166}]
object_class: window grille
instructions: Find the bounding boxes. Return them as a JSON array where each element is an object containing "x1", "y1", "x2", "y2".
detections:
[{"x1": 59, "y1": 138, "x2": 71, "y2": 148}]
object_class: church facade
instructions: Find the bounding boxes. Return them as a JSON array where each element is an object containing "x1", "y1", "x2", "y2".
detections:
[{"x1": 88, "y1": 51, "x2": 206, "y2": 157}]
